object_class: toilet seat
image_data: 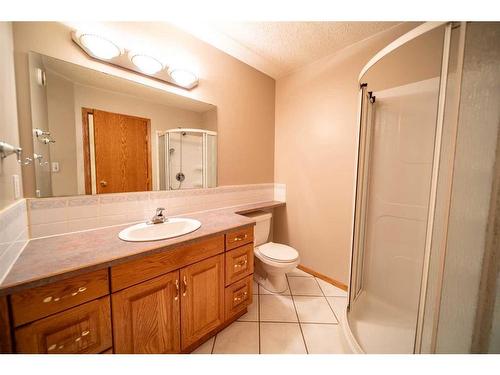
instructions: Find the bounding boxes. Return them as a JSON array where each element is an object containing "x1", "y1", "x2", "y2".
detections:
[{"x1": 257, "y1": 242, "x2": 299, "y2": 263}]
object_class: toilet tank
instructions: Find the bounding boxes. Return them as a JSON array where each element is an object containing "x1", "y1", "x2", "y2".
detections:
[{"x1": 243, "y1": 211, "x2": 272, "y2": 246}]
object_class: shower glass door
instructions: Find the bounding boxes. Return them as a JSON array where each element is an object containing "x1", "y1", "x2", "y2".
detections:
[
  {"x1": 168, "y1": 131, "x2": 204, "y2": 189},
  {"x1": 349, "y1": 24, "x2": 448, "y2": 353},
  {"x1": 157, "y1": 129, "x2": 217, "y2": 190}
]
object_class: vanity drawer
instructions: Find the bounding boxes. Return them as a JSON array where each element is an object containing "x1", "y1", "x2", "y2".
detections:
[
  {"x1": 11, "y1": 269, "x2": 109, "y2": 327},
  {"x1": 225, "y1": 243, "x2": 254, "y2": 286},
  {"x1": 225, "y1": 275, "x2": 253, "y2": 321},
  {"x1": 15, "y1": 296, "x2": 112, "y2": 354},
  {"x1": 225, "y1": 225, "x2": 254, "y2": 251},
  {"x1": 111, "y1": 235, "x2": 224, "y2": 292}
]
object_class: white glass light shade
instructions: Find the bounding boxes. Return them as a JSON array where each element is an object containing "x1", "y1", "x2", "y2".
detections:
[
  {"x1": 130, "y1": 54, "x2": 164, "y2": 74},
  {"x1": 79, "y1": 33, "x2": 122, "y2": 60},
  {"x1": 168, "y1": 68, "x2": 198, "y2": 87}
]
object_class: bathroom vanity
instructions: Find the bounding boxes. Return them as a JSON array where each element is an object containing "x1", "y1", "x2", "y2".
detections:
[{"x1": 0, "y1": 202, "x2": 283, "y2": 354}]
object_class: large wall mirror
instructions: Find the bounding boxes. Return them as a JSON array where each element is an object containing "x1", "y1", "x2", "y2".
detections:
[{"x1": 27, "y1": 52, "x2": 217, "y2": 198}]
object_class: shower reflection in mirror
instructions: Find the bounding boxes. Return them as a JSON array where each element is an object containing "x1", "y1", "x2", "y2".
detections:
[{"x1": 157, "y1": 128, "x2": 217, "y2": 190}]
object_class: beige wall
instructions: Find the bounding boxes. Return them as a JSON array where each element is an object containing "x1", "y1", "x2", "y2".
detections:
[
  {"x1": 202, "y1": 107, "x2": 218, "y2": 132},
  {"x1": 274, "y1": 23, "x2": 418, "y2": 284},
  {"x1": 12, "y1": 22, "x2": 275, "y2": 197},
  {"x1": 0, "y1": 22, "x2": 23, "y2": 210}
]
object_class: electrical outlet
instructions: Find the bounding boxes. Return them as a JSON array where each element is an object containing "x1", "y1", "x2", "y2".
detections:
[
  {"x1": 51, "y1": 161, "x2": 60, "y2": 173},
  {"x1": 12, "y1": 174, "x2": 21, "y2": 199}
]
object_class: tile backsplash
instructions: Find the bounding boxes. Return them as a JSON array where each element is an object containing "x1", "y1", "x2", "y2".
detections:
[
  {"x1": 274, "y1": 183, "x2": 286, "y2": 202},
  {"x1": 26, "y1": 183, "x2": 285, "y2": 239},
  {"x1": 0, "y1": 199, "x2": 29, "y2": 283}
]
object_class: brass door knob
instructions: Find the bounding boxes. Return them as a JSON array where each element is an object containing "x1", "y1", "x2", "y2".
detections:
[{"x1": 100, "y1": 180, "x2": 108, "y2": 187}]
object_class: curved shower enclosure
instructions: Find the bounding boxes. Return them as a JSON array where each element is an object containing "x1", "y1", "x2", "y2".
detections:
[
  {"x1": 346, "y1": 22, "x2": 500, "y2": 353},
  {"x1": 157, "y1": 128, "x2": 217, "y2": 190}
]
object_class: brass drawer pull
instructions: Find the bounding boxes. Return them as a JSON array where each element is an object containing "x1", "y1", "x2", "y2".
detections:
[
  {"x1": 75, "y1": 330, "x2": 90, "y2": 342},
  {"x1": 47, "y1": 330, "x2": 90, "y2": 352},
  {"x1": 182, "y1": 275, "x2": 188, "y2": 297},
  {"x1": 174, "y1": 279, "x2": 180, "y2": 301},
  {"x1": 42, "y1": 286, "x2": 87, "y2": 303},
  {"x1": 234, "y1": 259, "x2": 248, "y2": 269},
  {"x1": 233, "y1": 291, "x2": 248, "y2": 303},
  {"x1": 233, "y1": 234, "x2": 248, "y2": 242}
]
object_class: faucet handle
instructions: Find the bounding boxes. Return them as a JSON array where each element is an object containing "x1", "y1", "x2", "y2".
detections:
[{"x1": 156, "y1": 207, "x2": 166, "y2": 216}]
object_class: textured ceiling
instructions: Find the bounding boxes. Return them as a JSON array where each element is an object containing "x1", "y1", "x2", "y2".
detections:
[{"x1": 210, "y1": 22, "x2": 401, "y2": 77}]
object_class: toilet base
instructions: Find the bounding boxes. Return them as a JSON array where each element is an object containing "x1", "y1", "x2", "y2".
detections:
[
  {"x1": 254, "y1": 272, "x2": 288, "y2": 294},
  {"x1": 253, "y1": 250, "x2": 300, "y2": 294}
]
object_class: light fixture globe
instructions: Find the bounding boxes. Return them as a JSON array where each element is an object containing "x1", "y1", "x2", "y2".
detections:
[
  {"x1": 78, "y1": 33, "x2": 122, "y2": 60},
  {"x1": 168, "y1": 68, "x2": 198, "y2": 88},
  {"x1": 130, "y1": 53, "x2": 164, "y2": 75}
]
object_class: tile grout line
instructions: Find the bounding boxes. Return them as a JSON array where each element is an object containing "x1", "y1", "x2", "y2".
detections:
[
  {"x1": 264, "y1": 321, "x2": 338, "y2": 325},
  {"x1": 211, "y1": 333, "x2": 217, "y2": 354},
  {"x1": 286, "y1": 274, "x2": 309, "y2": 354},
  {"x1": 314, "y1": 277, "x2": 341, "y2": 324}
]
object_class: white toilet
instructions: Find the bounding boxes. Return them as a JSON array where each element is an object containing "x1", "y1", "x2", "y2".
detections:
[{"x1": 244, "y1": 211, "x2": 300, "y2": 293}]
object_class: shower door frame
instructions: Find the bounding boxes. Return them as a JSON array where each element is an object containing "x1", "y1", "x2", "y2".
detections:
[
  {"x1": 157, "y1": 128, "x2": 218, "y2": 190},
  {"x1": 348, "y1": 21, "x2": 462, "y2": 353},
  {"x1": 349, "y1": 84, "x2": 375, "y2": 305}
]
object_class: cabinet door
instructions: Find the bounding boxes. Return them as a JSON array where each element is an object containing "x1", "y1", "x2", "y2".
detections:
[
  {"x1": 15, "y1": 297, "x2": 111, "y2": 354},
  {"x1": 112, "y1": 271, "x2": 180, "y2": 354},
  {"x1": 180, "y1": 254, "x2": 224, "y2": 350}
]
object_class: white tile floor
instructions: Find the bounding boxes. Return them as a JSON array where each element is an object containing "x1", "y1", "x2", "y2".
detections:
[{"x1": 192, "y1": 268, "x2": 350, "y2": 354}]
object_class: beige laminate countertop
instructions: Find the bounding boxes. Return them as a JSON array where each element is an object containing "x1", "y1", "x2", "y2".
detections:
[{"x1": 0, "y1": 201, "x2": 285, "y2": 296}]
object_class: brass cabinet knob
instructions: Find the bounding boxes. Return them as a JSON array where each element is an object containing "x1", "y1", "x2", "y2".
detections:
[{"x1": 100, "y1": 180, "x2": 108, "y2": 187}]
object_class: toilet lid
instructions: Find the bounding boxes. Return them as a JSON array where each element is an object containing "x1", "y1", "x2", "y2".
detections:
[{"x1": 258, "y1": 242, "x2": 299, "y2": 263}]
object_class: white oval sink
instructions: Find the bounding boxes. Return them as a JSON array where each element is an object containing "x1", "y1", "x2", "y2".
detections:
[{"x1": 118, "y1": 218, "x2": 201, "y2": 242}]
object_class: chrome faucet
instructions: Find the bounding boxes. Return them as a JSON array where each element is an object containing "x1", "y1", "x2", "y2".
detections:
[{"x1": 149, "y1": 207, "x2": 167, "y2": 224}]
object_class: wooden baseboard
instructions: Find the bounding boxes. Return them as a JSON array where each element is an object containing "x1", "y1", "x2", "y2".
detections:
[{"x1": 297, "y1": 264, "x2": 348, "y2": 291}]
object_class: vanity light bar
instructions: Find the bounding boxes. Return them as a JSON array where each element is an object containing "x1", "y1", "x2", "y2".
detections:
[{"x1": 71, "y1": 30, "x2": 199, "y2": 89}]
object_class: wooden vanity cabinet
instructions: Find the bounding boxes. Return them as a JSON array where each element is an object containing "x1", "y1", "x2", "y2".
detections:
[
  {"x1": 1, "y1": 224, "x2": 255, "y2": 354},
  {"x1": 112, "y1": 271, "x2": 181, "y2": 354},
  {"x1": 111, "y1": 254, "x2": 225, "y2": 353}
]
